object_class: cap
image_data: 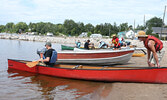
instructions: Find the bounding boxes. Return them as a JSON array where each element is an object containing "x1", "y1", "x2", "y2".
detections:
[{"x1": 45, "y1": 42, "x2": 52, "y2": 46}]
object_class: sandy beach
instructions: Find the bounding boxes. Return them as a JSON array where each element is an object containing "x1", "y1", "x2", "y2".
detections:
[{"x1": 1, "y1": 33, "x2": 167, "y2": 100}]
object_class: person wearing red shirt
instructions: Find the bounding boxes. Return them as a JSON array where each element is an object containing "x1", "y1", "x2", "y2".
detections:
[{"x1": 111, "y1": 35, "x2": 121, "y2": 50}]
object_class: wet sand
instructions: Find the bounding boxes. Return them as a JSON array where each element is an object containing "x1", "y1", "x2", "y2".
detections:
[
  {"x1": 85, "y1": 83, "x2": 167, "y2": 100},
  {"x1": 75, "y1": 54, "x2": 167, "y2": 100},
  {"x1": 78, "y1": 40, "x2": 167, "y2": 100},
  {"x1": 77, "y1": 54, "x2": 167, "y2": 100}
]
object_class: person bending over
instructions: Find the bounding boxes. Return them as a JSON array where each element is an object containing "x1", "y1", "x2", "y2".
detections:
[{"x1": 137, "y1": 31, "x2": 165, "y2": 67}]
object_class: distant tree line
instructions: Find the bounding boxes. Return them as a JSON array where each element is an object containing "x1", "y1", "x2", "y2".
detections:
[{"x1": 0, "y1": 17, "x2": 164, "y2": 37}]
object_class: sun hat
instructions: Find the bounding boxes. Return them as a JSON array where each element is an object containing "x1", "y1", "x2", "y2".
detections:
[
  {"x1": 112, "y1": 34, "x2": 116, "y2": 37},
  {"x1": 45, "y1": 42, "x2": 52, "y2": 46},
  {"x1": 136, "y1": 31, "x2": 148, "y2": 37},
  {"x1": 111, "y1": 34, "x2": 117, "y2": 38}
]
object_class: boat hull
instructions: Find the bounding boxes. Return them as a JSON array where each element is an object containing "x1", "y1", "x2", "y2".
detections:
[
  {"x1": 8, "y1": 59, "x2": 167, "y2": 83},
  {"x1": 61, "y1": 45, "x2": 74, "y2": 50},
  {"x1": 57, "y1": 48, "x2": 134, "y2": 65}
]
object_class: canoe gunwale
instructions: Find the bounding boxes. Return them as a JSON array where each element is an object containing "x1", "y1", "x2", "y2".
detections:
[
  {"x1": 8, "y1": 59, "x2": 166, "y2": 71},
  {"x1": 58, "y1": 48, "x2": 135, "y2": 54}
]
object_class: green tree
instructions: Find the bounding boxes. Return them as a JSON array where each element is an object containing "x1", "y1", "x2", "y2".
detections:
[
  {"x1": 110, "y1": 22, "x2": 119, "y2": 36},
  {"x1": 85, "y1": 23, "x2": 94, "y2": 33},
  {"x1": 119, "y1": 23, "x2": 129, "y2": 31},
  {"x1": 15, "y1": 22, "x2": 28, "y2": 33},
  {"x1": 63, "y1": 19, "x2": 78, "y2": 36},
  {"x1": 87, "y1": 32, "x2": 92, "y2": 37},
  {"x1": 36, "y1": 22, "x2": 46, "y2": 34},
  {"x1": 145, "y1": 17, "x2": 163, "y2": 38},
  {"x1": 29, "y1": 22, "x2": 37, "y2": 32},
  {"x1": 0, "y1": 25, "x2": 5, "y2": 32},
  {"x1": 94, "y1": 24, "x2": 100, "y2": 33},
  {"x1": 103, "y1": 23, "x2": 112, "y2": 36},
  {"x1": 136, "y1": 25, "x2": 145, "y2": 30},
  {"x1": 146, "y1": 27, "x2": 153, "y2": 35},
  {"x1": 146, "y1": 17, "x2": 163, "y2": 27},
  {"x1": 5, "y1": 22, "x2": 15, "y2": 33},
  {"x1": 129, "y1": 25, "x2": 133, "y2": 30},
  {"x1": 55, "y1": 24, "x2": 65, "y2": 35},
  {"x1": 76, "y1": 22, "x2": 85, "y2": 35}
]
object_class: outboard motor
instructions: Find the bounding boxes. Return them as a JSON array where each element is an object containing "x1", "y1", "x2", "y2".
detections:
[{"x1": 37, "y1": 48, "x2": 47, "y2": 57}]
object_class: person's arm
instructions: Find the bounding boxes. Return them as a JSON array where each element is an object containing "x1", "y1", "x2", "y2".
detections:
[
  {"x1": 147, "y1": 49, "x2": 151, "y2": 66},
  {"x1": 42, "y1": 57, "x2": 50, "y2": 62},
  {"x1": 148, "y1": 40, "x2": 160, "y2": 67},
  {"x1": 38, "y1": 57, "x2": 50, "y2": 62},
  {"x1": 40, "y1": 53, "x2": 43, "y2": 59},
  {"x1": 38, "y1": 50, "x2": 51, "y2": 63},
  {"x1": 116, "y1": 38, "x2": 119, "y2": 47}
]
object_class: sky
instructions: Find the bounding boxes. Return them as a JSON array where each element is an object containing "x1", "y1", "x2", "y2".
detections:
[{"x1": 0, "y1": 0, "x2": 167, "y2": 26}]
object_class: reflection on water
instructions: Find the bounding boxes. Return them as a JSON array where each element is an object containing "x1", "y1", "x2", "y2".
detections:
[{"x1": 7, "y1": 69, "x2": 110, "y2": 100}]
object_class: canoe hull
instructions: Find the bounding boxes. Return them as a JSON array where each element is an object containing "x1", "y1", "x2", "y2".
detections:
[
  {"x1": 61, "y1": 45, "x2": 74, "y2": 50},
  {"x1": 8, "y1": 59, "x2": 167, "y2": 83},
  {"x1": 57, "y1": 53, "x2": 133, "y2": 65},
  {"x1": 57, "y1": 49, "x2": 134, "y2": 65}
]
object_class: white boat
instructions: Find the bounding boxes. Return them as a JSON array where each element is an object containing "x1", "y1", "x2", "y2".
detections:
[{"x1": 57, "y1": 48, "x2": 134, "y2": 65}]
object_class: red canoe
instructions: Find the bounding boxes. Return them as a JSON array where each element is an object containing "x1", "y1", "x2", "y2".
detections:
[{"x1": 8, "y1": 59, "x2": 167, "y2": 83}]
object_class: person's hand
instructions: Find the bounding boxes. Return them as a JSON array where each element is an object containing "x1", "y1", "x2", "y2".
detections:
[
  {"x1": 38, "y1": 59, "x2": 41, "y2": 62},
  {"x1": 157, "y1": 63, "x2": 160, "y2": 68},
  {"x1": 38, "y1": 58, "x2": 43, "y2": 62}
]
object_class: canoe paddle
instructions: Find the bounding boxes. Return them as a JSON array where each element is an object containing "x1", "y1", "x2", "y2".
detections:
[{"x1": 26, "y1": 61, "x2": 39, "y2": 68}]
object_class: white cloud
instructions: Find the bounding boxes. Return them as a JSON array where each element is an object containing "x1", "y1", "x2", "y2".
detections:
[{"x1": 0, "y1": 0, "x2": 167, "y2": 26}]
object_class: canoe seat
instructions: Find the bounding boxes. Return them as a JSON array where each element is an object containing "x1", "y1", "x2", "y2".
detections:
[
  {"x1": 101, "y1": 66, "x2": 109, "y2": 69},
  {"x1": 73, "y1": 65, "x2": 83, "y2": 69}
]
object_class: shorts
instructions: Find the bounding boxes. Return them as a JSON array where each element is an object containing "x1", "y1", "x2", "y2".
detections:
[{"x1": 149, "y1": 48, "x2": 165, "y2": 65}]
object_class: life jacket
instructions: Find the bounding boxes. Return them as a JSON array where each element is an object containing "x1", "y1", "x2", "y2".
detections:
[
  {"x1": 49, "y1": 50, "x2": 57, "y2": 63},
  {"x1": 76, "y1": 42, "x2": 81, "y2": 48},
  {"x1": 112, "y1": 38, "x2": 120, "y2": 46},
  {"x1": 144, "y1": 35, "x2": 163, "y2": 52},
  {"x1": 43, "y1": 50, "x2": 57, "y2": 64},
  {"x1": 99, "y1": 41, "x2": 105, "y2": 48}
]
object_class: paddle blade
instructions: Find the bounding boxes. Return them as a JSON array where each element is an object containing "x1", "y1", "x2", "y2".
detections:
[{"x1": 26, "y1": 61, "x2": 39, "y2": 68}]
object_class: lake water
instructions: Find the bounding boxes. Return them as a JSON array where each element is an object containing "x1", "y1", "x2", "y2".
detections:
[{"x1": 0, "y1": 39, "x2": 109, "y2": 100}]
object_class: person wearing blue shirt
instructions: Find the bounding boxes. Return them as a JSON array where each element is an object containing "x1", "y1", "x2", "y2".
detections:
[
  {"x1": 99, "y1": 41, "x2": 108, "y2": 48},
  {"x1": 75, "y1": 40, "x2": 81, "y2": 48}
]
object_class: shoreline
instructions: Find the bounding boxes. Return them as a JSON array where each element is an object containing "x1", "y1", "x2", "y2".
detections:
[
  {"x1": 0, "y1": 33, "x2": 103, "y2": 46},
  {"x1": 0, "y1": 33, "x2": 167, "y2": 49}
]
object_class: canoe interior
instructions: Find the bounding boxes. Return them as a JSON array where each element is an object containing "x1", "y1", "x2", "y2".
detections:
[{"x1": 17, "y1": 59, "x2": 158, "y2": 70}]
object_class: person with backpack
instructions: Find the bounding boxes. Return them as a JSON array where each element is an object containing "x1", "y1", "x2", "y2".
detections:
[{"x1": 38, "y1": 42, "x2": 57, "y2": 66}]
